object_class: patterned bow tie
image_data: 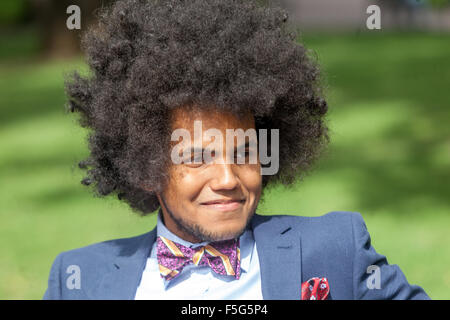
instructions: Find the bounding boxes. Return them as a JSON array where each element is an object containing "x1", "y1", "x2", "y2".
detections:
[{"x1": 156, "y1": 235, "x2": 241, "y2": 281}]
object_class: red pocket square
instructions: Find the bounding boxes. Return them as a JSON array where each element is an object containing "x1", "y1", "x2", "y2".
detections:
[{"x1": 301, "y1": 277, "x2": 330, "y2": 300}]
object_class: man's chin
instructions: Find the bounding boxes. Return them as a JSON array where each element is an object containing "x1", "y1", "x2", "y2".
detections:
[
  {"x1": 206, "y1": 219, "x2": 252, "y2": 241},
  {"x1": 165, "y1": 200, "x2": 255, "y2": 242},
  {"x1": 205, "y1": 229, "x2": 246, "y2": 242}
]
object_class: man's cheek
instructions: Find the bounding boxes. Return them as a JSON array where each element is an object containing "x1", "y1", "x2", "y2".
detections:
[{"x1": 243, "y1": 172, "x2": 262, "y2": 191}]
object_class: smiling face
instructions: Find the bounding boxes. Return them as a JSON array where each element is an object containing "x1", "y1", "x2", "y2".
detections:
[{"x1": 156, "y1": 106, "x2": 262, "y2": 243}]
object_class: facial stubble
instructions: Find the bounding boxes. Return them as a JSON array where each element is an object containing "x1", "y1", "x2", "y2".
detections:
[{"x1": 159, "y1": 194, "x2": 256, "y2": 242}]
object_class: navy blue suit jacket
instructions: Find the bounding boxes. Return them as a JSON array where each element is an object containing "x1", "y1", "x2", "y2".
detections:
[{"x1": 43, "y1": 211, "x2": 430, "y2": 299}]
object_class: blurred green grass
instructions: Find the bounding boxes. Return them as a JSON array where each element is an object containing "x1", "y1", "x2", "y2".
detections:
[{"x1": 0, "y1": 31, "x2": 449, "y2": 299}]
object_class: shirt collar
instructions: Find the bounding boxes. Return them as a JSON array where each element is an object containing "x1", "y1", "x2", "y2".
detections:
[
  {"x1": 156, "y1": 209, "x2": 254, "y2": 274},
  {"x1": 156, "y1": 209, "x2": 209, "y2": 248}
]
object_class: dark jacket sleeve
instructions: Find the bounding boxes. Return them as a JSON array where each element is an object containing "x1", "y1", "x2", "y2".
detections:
[{"x1": 350, "y1": 212, "x2": 431, "y2": 300}]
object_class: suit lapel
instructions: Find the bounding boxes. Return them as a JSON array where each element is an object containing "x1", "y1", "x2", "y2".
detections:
[
  {"x1": 88, "y1": 214, "x2": 301, "y2": 299},
  {"x1": 89, "y1": 228, "x2": 157, "y2": 300},
  {"x1": 252, "y1": 214, "x2": 302, "y2": 300}
]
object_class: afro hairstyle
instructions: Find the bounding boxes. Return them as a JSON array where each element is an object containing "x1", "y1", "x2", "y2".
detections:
[{"x1": 66, "y1": 0, "x2": 330, "y2": 215}]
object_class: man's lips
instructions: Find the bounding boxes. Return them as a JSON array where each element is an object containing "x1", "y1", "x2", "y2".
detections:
[{"x1": 200, "y1": 199, "x2": 245, "y2": 211}]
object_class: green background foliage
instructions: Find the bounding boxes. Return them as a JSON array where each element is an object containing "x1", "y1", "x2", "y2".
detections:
[{"x1": 0, "y1": 27, "x2": 449, "y2": 299}]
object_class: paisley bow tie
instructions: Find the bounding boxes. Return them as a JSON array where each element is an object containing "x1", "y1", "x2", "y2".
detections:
[{"x1": 156, "y1": 235, "x2": 241, "y2": 281}]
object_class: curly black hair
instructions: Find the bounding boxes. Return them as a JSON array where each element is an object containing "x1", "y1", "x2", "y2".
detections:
[{"x1": 66, "y1": 0, "x2": 329, "y2": 215}]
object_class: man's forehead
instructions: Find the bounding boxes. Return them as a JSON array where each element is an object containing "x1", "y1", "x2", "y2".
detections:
[{"x1": 169, "y1": 105, "x2": 255, "y2": 131}]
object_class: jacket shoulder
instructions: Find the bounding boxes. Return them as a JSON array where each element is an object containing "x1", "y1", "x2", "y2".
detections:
[
  {"x1": 58, "y1": 231, "x2": 153, "y2": 261},
  {"x1": 255, "y1": 211, "x2": 361, "y2": 233},
  {"x1": 43, "y1": 230, "x2": 155, "y2": 299},
  {"x1": 253, "y1": 211, "x2": 360, "y2": 258}
]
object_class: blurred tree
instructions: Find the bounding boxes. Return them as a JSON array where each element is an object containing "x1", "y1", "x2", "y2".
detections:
[
  {"x1": 0, "y1": 0, "x2": 30, "y2": 25},
  {"x1": 428, "y1": 0, "x2": 450, "y2": 8},
  {"x1": 1, "y1": 0, "x2": 285, "y2": 59},
  {"x1": 29, "y1": 0, "x2": 113, "y2": 58}
]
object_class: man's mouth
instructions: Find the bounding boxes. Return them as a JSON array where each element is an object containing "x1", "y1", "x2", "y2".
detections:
[{"x1": 200, "y1": 198, "x2": 245, "y2": 211}]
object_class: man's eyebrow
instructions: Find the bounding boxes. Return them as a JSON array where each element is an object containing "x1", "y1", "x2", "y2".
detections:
[
  {"x1": 181, "y1": 147, "x2": 205, "y2": 155},
  {"x1": 181, "y1": 141, "x2": 253, "y2": 155}
]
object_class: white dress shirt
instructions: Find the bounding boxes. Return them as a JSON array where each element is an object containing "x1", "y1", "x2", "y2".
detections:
[{"x1": 135, "y1": 213, "x2": 263, "y2": 299}]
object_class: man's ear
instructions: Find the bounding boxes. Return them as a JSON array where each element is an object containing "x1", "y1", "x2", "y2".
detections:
[
  {"x1": 155, "y1": 193, "x2": 165, "y2": 222},
  {"x1": 140, "y1": 183, "x2": 154, "y2": 192},
  {"x1": 140, "y1": 183, "x2": 165, "y2": 206}
]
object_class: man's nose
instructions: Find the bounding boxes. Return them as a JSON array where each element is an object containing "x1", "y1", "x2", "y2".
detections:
[{"x1": 209, "y1": 163, "x2": 239, "y2": 191}]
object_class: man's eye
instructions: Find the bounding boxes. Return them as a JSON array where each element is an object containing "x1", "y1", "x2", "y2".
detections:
[
  {"x1": 235, "y1": 150, "x2": 250, "y2": 160},
  {"x1": 184, "y1": 153, "x2": 205, "y2": 167},
  {"x1": 236, "y1": 151, "x2": 249, "y2": 157}
]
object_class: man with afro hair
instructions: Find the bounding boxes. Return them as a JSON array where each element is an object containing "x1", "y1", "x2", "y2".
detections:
[{"x1": 43, "y1": 0, "x2": 429, "y2": 300}]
